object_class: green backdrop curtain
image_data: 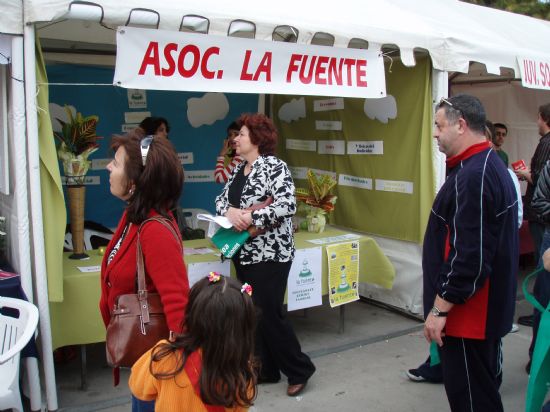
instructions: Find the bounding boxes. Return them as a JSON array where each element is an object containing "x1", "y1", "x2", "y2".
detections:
[
  {"x1": 274, "y1": 57, "x2": 435, "y2": 243},
  {"x1": 36, "y1": 37, "x2": 67, "y2": 301}
]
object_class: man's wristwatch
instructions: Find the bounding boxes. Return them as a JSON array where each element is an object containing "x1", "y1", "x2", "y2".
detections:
[{"x1": 430, "y1": 305, "x2": 448, "y2": 317}]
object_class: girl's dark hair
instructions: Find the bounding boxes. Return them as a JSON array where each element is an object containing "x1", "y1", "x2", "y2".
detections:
[
  {"x1": 150, "y1": 276, "x2": 257, "y2": 408},
  {"x1": 139, "y1": 116, "x2": 171, "y2": 135},
  {"x1": 110, "y1": 128, "x2": 183, "y2": 224},
  {"x1": 237, "y1": 113, "x2": 278, "y2": 155}
]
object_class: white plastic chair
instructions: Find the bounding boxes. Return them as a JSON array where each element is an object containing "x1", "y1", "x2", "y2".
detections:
[
  {"x1": 0, "y1": 297, "x2": 39, "y2": 412},
  {"x1": 182, "y1": 208, "x2": 211, "y2": 233},
  {"x1": 83, "y1": 229, "x2": 113, "y2": 250},
  {"x1": 64, "y1": 229, "x2": 113, "y2": 251}
]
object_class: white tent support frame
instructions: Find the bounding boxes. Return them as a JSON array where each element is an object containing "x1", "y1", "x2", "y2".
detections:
[
  {"x1": 24, "y1": 24, "x2": 59, "y2": 411},
  {"x1": 10, "y1": 34, "x2": 44, "y2": 412}
]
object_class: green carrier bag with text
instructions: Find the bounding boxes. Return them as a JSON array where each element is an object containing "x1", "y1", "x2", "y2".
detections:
[{"x1": 211, "y1": 227, "x2": 250, "y2": 258}]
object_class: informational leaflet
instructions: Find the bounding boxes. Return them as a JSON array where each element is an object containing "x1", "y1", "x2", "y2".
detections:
[
  {"x1": 306, "y1": 233, "x2": 361, "y2": 245},
  {"x1": 187, "y1": 260, "x2": 231, "y2": 287},
  {"x1": 326, "y1": 241, "x2": 360, "y2": 308},
  {"x1": 287, "y1": 247, "x2": 323, "y2": 311}
]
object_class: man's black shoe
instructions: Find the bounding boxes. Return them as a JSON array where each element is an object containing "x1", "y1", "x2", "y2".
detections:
[{"x1": 518, "y1": 315, "x2": 534, "y2": 327}]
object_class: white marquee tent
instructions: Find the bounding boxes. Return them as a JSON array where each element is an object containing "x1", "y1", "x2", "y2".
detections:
[{"x1": 1, "y1": 0, "x2": 550, "y2": 409}]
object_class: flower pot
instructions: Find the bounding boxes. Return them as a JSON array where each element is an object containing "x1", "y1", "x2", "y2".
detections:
[
  {"x1": 67, "y1": 185, "x2": 88, "y2": 259},
  {"x1": 306, "y1": 209, "x2": 326, "y2": 233}
]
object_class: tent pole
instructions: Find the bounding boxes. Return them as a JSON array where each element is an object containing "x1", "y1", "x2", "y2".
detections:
[
  {"x1": 11, "y1": 33, "x2": 43, "y2": 412},
  {"x1": 23, "y1": 24, "x2": 59, "y2": 411},
  {"x1": 431, "y1": 68, "x2": 448, "y2": 193},
  {"x1": 10, "y1": 37, "x2": 33, "y2": 308}
]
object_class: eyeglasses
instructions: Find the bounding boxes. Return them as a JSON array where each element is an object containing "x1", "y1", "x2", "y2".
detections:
[{"x1": 141, "y1": 135, "x2": 154, "y2": 166}]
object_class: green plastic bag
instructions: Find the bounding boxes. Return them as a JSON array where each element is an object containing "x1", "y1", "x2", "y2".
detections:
[
  {"x1": 524, "y1": 268, "x2": 550, "y2": 412},
  {"x1": 211, "y1": 227, "x2": 250, "y2": 258}
]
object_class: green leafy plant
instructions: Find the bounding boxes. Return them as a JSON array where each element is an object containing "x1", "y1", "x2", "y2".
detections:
[
  {"x1": 296, "y1": 169, "x2": 337, "y2": 212},
  {"x1": 54, "y1": 106, "x2": 101, "y2": 184},
  {"x1": 54, "y1": 106, "x2": 100, "y2": 157}
]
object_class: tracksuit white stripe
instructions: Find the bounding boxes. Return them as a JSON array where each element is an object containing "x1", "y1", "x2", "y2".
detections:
[{"x1": 461, "y1": 338, "x2": 474, "y2": 412}]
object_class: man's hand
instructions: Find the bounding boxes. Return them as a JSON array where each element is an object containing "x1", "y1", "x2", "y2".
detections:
[
  {"x1": 218, "y1": 138, "x2": 231, "y2": 157},
  {"x1": 543, "y1": 248, "x2": 550, "y2": 271},
  {"x1": 424, "y1": 313, "x2": 447, "y2": 347},
  {"x1": 424, "y1": 296, "x2": 454, "y2": 346},
  {"x1": 514, "y1": 168, "x2": 531, "y2": 183}
]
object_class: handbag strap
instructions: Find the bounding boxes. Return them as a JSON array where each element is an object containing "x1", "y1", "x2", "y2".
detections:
[
  {"x1": 183, "y1": 351, "x2": 225, "y2": 412},
  {"x1": 522, "y1": 267, "x2": 547, "y2": 313},
  {"x1": 135, "y1": 216, "x2": 182, "y2": 324}
]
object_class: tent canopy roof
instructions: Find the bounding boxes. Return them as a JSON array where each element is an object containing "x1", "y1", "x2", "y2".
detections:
[{"x1": 4, "y1": 0, "x2": 550, "y2": 78}]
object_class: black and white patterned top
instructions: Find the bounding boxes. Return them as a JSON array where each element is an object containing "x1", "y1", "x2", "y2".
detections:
[{"x1": 215, "y1": 155, "x2": 296, "y2": 264}]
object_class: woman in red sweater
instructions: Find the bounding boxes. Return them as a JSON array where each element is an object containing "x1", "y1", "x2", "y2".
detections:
[{"x1": 100, "y1": 129, "x2": 189, "y2": 410}]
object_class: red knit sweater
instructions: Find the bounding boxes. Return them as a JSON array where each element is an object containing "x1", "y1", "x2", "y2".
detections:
[{"x1": 99, "y1": 210, "x2": 189, "y2": 334}]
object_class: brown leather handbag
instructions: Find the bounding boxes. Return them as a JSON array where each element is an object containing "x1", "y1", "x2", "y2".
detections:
[{"x1": 105, "y1": 217, "x2": 181, "y2": 368}]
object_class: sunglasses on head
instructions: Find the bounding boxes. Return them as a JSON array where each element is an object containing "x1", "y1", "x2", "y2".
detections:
[
  {"x1": 140, "y1": 135, "x2": 154, "y2": 166},
  {"x1": 438, "y1": 97, "x2": 464, "y2": 118}
]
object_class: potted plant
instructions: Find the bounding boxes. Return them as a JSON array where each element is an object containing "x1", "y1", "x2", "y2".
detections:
[
  {"x1": 296, "y1": 170, "x2": 337, "y2": 233},
  {"x1": 54, "y1": 106, "x2": 101, "y2": 259}
]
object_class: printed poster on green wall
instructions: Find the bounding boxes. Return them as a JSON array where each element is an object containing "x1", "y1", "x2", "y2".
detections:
[{"x1": 273, "y1": 57, "x2": 435, "y2": 243}]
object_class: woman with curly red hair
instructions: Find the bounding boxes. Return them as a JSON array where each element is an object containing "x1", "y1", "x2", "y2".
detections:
[{"x1": 215, "y1": 113, "x2": 315, "y2": 397}]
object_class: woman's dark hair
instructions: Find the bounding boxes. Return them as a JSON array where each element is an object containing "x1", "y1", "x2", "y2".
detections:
[
  {"x1": 110, "y1": 128, "x2": 183, "y2": 224},
  {"x1": 227, "y1": 121, "x2": 240, "y2": 134},
  {"x1": 150, "y1": 276, "x2": 257, "y2": 407},
  {"x1": 139, "y1": 116, "x2": 171, "y2": 135},
  {"x1": 237, "y1": 113, "x2": 278, "y2": 155}
]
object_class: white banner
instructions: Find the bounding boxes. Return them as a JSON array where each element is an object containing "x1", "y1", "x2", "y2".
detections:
[
  {"x1": 517, "y1": 56, "x2": 550, "y2": 90},
  {"x1": 114, "y1": 27, "x2": 386, "y2": 99}
]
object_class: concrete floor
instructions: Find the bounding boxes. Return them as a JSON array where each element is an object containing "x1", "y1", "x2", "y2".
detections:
[{"x1": 49, "y1": 270, "x2": 542, "y2": 412}]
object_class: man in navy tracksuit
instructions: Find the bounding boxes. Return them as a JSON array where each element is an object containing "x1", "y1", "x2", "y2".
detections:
[{"x1": 423, "y1": 94, "x2": 518, "y2": 411}]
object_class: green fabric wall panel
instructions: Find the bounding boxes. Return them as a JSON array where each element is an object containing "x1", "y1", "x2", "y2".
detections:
[{"x1": 273, "y1": 57, "x2": 435, "y2": 243}]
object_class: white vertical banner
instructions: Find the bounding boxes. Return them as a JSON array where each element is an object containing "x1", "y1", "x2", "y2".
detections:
[
  {"x1": 287, "y1": 247, "x2": 323, "y2": 311},
  {"x1": 115, "y1": 27, "x2": 386, "y2": 99}
]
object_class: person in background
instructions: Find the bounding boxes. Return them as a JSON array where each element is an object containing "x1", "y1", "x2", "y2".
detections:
[
  {"x1": 424, "y1": 95, "x2": 518, "y2": 411},
  {"x1": 215, "y1": 113, "x2": 315, "y2": 397},
  {"x1": 129, "y1": 275, "x2": 257, "y2": 412},
  {"x1": 517, "y1": 103, "x2": 550, "y2": 329},
  {"x1": 493, "y1": 122, "x2": 509, "y2": 166},
  {"x1": 215, "y1": 121, "x2": 243, "y2": 183},
  {"x1": 139, "y1": 116, "x2": 170, "y2": 139},
  {"x1": 100, "y1": 129, "x2": 189, "y2": 411}
]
